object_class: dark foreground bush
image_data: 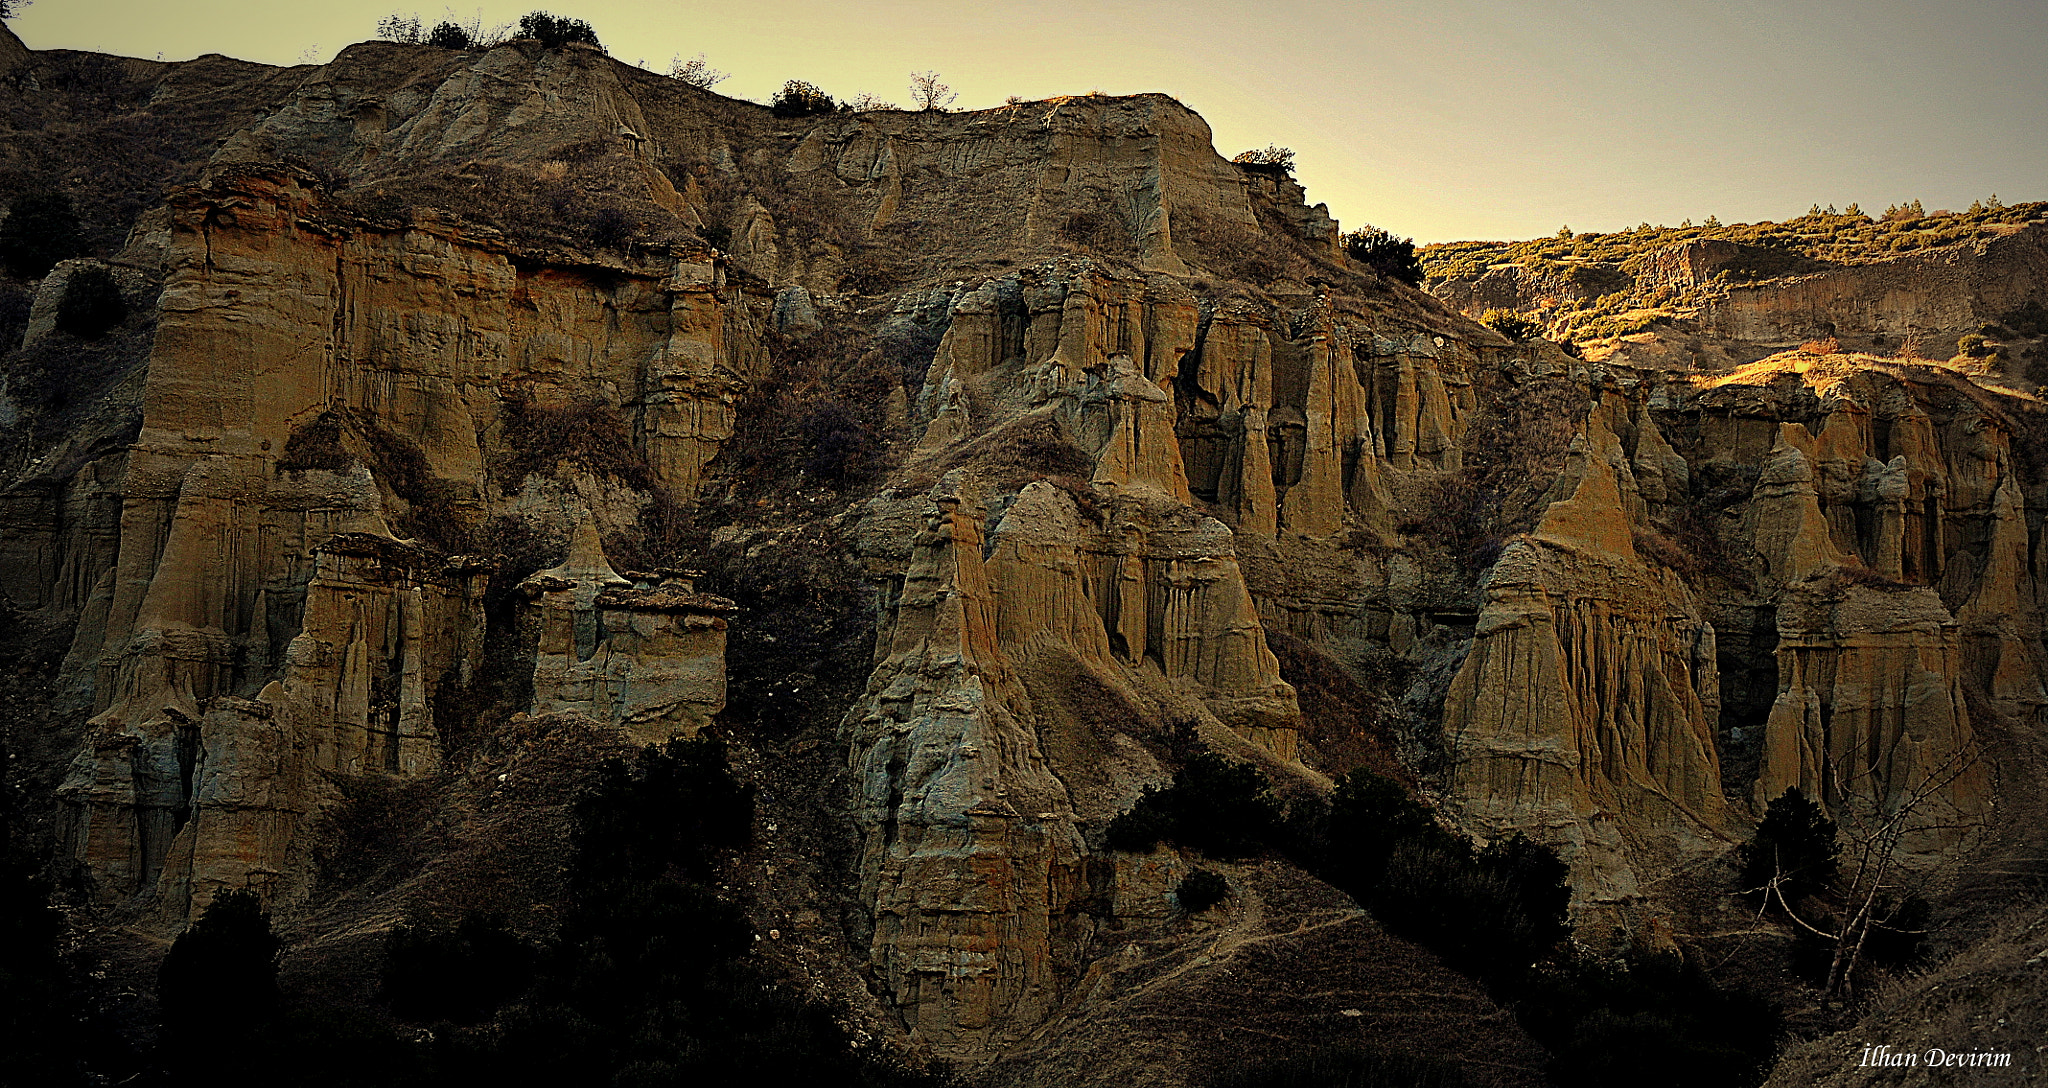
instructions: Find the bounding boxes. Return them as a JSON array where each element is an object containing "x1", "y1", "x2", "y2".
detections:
[
  {"x1": 383, "y1": 913, "x2": 538, "y2": 1023},
  {"x1": 1518, "y1": 954, "x2": 1781, "y2": 1088},
  {"x1": 55, "y1": 265, "x2": 125, "y2": 338},
  {"x1": 1739, "y1": 787, "x2": 1838, "y2": 903},
  {"x1": 158, "y1": 890, "x2": 281, "y2": 1078},
  {"x1": 175, "y1": 737, "x2": 940, "y2": 1087},
  {"x1": 1211, "y1": 1045, "x2": 1472, "y2": 1088},
  {"x1": 1296, "y1": 771, "x2": 1569, "y2": 978},
  {"x1": 0, "y1": 191, "x2": 84, "y2": 278},
  {"x1": 1343, "y1": 226, "x2": 1424, "y2": 286},
  {"x1": 1105, "y1": 749, "x2": 1280, "y2": 858},
  {"x1": 1176, "y1": 869, "x2": 1228, "y2": 913}
]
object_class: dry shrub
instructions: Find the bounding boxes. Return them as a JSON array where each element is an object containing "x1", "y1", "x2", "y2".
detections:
[
  {"x1": 1800, "y1": 336, "x2": 1841, "y2": 355},
  {"x1": 1837, "y1": 562, "x2": 1916, "y2": 592},
  {"x1": 1402, "y1": 374, "x2": 1590, "y2": 572},
  {"x1": 1057, "y1": 208, "x2": 1135, "y2": 256},
  {"x1": 1265, "y1": 630, "x2": 1409, "y2": 783},
  {"x1": 704, "y1": 327, "x2": 893, "y2": 503},
  {"x1": 1633, "y1": 524, "x2": 1751, "y2": 589},
  {"x1": 685, "y1": 154, "x2": 858, "y2": 257},
  {"x1": 1174, "y1": 203, "x2": 1312, "y2": 287},
  {"x1": 841, "y1": 246, "x2": 904, "y2": 295},
  {"x1": 498, "y1": 393, "x2": 655, "y2": 492},
  {"x1": 980, "y1": 414, "x2": 1102, "y2": 517}
]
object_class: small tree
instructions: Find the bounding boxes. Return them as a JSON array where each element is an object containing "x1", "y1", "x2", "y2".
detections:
[
  {"x1": 1232, "y1": 144, "x2": 1295, "y2": 172},
  {"x1": 1106, "y1": 749, "x2": 1280, "y2": 858},
  {"x1": 383, "y1": 913, "x2": 538, "y2": 1022},
  {"x1": 0, "y1": 192, "x2": 84, "y2": 279},
  {"x1": 376, "y1": 13, "x2": 424, "y2": 43},
  {"x1": 846, "y1": 92, "x2": 897, "y2": 112},
  {"x1": 1740, "y1": 787, "x2": 1838, "y2": 903},
  {"x1": 669, "y1": 52, "x2": 726, "y2": 89},
  {"x1": 1342, "y1": 225, "x2": 1424, "y2": 287},
  {"x1": 771, "y1": 79, "x2": 836, "y2": 118},
  {"x1": 518, "y1": 11, "x2": 601, "y2": 49},
  {"x1": 908, "y1": 70, "x2": 956, "y2": 111},
  {"x1": 55, "y1": 265, "x2": 125, "y2": 338}
]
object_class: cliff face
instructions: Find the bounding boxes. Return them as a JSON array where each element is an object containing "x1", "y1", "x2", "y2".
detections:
[{"x1": 4, "y1": 26, "x2": 2047, "y2": 1086}]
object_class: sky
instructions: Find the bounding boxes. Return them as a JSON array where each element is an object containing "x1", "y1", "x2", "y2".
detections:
[{"x1": 9, "y1": 0, "x2": 2046, "y2": 243}]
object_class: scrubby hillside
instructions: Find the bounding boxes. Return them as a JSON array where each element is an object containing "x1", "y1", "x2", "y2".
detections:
[{"x1": 1423, "y1": 203, "x2": 2048, "y2": 375}]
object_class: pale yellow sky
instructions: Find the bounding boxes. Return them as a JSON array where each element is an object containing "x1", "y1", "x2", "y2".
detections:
[{"x1": 10, "y1": 0, "x2": 2045, "y2": 242}]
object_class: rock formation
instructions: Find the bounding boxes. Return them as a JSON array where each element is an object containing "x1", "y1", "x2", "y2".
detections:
[{"x1": 3, "y1": 20, "x2": 2047, "y2": 1086}]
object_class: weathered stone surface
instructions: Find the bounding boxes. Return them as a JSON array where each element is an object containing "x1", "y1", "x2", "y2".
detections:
[
  {"x1": 36, "y1": 167, "x2": 772, "y2": 918},
  {"x1": 1444, "y1": 409, "x2": 1731, "y2": 927},
  {"x1": 847, "y1": 486, "x2": 1090, "y2": 1056},
  {"x1": 11, "y1": 25, "x2": 2048, "y2": 1085},
  {"x1": 523, "y1": 516, "x2": 733, "y2": 741},
  {"x1": 1755, "y1": 574, "x2": 1991, "y2": 846}
]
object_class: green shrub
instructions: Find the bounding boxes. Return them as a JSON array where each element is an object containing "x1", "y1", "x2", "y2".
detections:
[
  {"x1": 1175, "y1": 869, "x2": 1229, "y2": 912},
  {"x1": 772, "y1": 79, "x2": 838, "y2": 118},
  {"x1": 1106, "y1": 749, "x2": 1280, "y2": 858},
  {"x1": 1342, "y1": 225, "x2": 1424, "y2": 286},
  {"x1": 426, "y1": 20, "x2": 474, "y2": 48},
  {"x1": 54, "y1": 265, "x2": 125, "y2": 338},
  {"x1": 1478, "y1": 308, "x2": 1543, "y2": 341},
  {"x1": 1739, "y1": 787, "x2": 1837, "y2": 903},
  {"x1": 1957, "y1": 332, "x2": 1991, "y2": 358},
  {"x1": 518, "y1": 11, "x2": 601, "y2": 49},
  {"x1": 0, "y1": 192, "x2": 84, "y2": 279}
]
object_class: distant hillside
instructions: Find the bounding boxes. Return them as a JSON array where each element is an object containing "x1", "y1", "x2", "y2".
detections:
[{"x1": 1422, "y1": 201, "x2": 2048, "y2": 349}]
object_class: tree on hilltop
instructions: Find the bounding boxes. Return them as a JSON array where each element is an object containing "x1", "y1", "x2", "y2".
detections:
[
  {"x1": 670, "y1": 52, "x2": 726, "y2": 89},
  {"x1": 771, "y1": 79, "x2": 836, "y2": 118},
  {"x1": 909, "y1": 70, "x2": 957, "y2": 111},
  {"x1": 1343, "y1": 225, "x2": 1424, "y2": 287},
  {"x1": 0, "y1": 0, "x2": 29, "y2": 21}
]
